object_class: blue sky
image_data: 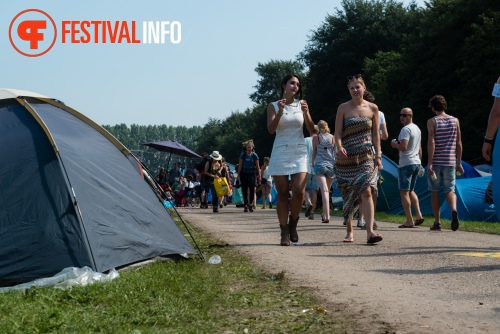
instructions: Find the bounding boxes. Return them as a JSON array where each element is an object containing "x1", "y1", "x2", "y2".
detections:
[{"x1": 1, "y1": 0, "x2": 425, "y2": 127}]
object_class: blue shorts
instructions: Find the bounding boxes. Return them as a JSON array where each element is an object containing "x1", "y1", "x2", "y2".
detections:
[
  {"x1": 305, "y1": 174, "x2": 319, "y2": 191},
  {"x1": 314, "y1": 164, "x2": 335, "y2": 179},
  {"x1": 398, "y1": 164, "x2": 420, "y2": 191},
  {"x1": 427, "y1": 165, "x2": 456, "y2": 193}
]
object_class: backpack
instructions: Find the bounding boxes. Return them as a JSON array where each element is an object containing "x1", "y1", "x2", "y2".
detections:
[{"x1": 195, "y1": 157, "x2": 210, "y2": 173}]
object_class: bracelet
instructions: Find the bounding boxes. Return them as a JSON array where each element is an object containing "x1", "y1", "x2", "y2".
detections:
[
  {"x1": 484, "y1": 136, "x2": 495, "y2": 144},
  {"x1": 374, "y1": 155, "x2": 382, "y2": 159},
  {"x1": 278, "y1": 111, "x2": 284, "y2": 117}
]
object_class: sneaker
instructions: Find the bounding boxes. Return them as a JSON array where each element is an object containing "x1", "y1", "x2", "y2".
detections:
[
  {"x1": 219, "y1": 204, "x2": 223, "y2": 209},
  {"x1": 249, "y1": 206, "x2": 254, "y2": 212},
  {"x1": 451, "y1": 211, "x2": 459, "y2": 231},
  {"x1": 357, "y1": 219, "x2": 366, "y2": 228},
  {"x1": 213, "y1": 208, "x2": 219, "y2": 213},
  {"x1": 244, "y1": 206, "x2": 248, "y2": 212},
  {"x1": 373, "y1": 220, "x2": 378, "y2": 230},
  {"x1": 308, "y1": 213, "x2": 315, "y2": 220},
  {"x1": 430, "y1": 223, "x2": 441, "y2": 231},
  {"x1": 305, "y1": 205, "x2": 313, "y2": 217}
]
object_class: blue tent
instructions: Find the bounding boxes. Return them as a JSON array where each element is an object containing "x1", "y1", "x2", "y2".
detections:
[
  {"x1": 0, "y1": 89, "x2": 195, "y2": 286},
  {"x1": 376, "y1": 155, "x2": 400, "y2": 211},
  {"x1": 441, "y1": 176, "x2": 497, "y2": 222}
]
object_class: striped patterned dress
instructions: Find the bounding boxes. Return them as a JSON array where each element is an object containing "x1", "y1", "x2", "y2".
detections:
[
  {"x1": 334, "y1": 116, "x2": 378, "y2": 221},
  {"x1": 432, "y1": 116, "x2": 457, "y2": 166}
]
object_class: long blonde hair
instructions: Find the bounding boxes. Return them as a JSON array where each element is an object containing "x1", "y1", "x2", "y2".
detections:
[{"x1": 317, "y1": 120, "x2": 330, "y2": 134}]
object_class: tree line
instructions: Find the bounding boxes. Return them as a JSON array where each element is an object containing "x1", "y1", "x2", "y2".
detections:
[{"x1": 105, "y1": 0, "x2": 500, "y2": 172}]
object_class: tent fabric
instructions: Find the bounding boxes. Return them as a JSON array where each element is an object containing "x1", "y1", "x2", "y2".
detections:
[
  {"x1": 441, "y1": 176, "x2": 497, "y2": 222},
  {"x1": 0, "y1": 92, "x2": 195, "y2": 286},
  {"x1": 494, "y1": 134, "x2": 500, "y2": 221},
  {"x1": 376, "y1": 155, "x2": 400, "y2": 211}
]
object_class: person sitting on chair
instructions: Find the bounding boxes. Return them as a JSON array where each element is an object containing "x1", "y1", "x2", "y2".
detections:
[{"x1": 183, "y1": 175, "x2": 195, "y2": 206}]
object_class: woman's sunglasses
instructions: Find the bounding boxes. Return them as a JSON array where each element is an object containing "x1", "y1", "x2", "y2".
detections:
[{"x1": 347, "y1": 74, "x2": 362, "y2": 80}]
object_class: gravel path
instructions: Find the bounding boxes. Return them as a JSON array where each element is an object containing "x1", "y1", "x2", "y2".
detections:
[{"x1": 179, "y1": 205, "x2": 500, "y2": 333}]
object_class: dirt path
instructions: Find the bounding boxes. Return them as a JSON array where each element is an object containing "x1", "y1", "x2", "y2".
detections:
[{"x1": 179, "y1": 205, "x2": 500, "y2": 333}]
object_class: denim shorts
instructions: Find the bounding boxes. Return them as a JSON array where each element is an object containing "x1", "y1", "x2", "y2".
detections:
[
  {"x1": 398, "y1": 164, "x2": 420, "y2": 191},
  {"x1": 314, "y1": 164, "x2": 335, "y2": 179},
  {"x1": 427, "y1": 165, "x2": 456, "y2": 193},
  {"x1": 305, "y1": 173, "x2": 319, "y2": 191}
]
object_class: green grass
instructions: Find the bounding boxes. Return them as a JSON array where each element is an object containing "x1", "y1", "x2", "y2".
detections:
[{"x1": 0, "y1": 218, "x2": 352, "y2": 334}]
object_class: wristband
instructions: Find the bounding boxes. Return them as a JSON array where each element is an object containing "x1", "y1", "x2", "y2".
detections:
[
  {"x1": 484, "y1": 136, "x2": 494, "y2": 144},
  {"x1": 278, "y1": 111, "x2": 284, "y2": 117}
]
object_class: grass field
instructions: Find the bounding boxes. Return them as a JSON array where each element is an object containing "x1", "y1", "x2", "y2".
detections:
[{"x1": 0, "y1": 216, "x2": 353, "y2": 333}]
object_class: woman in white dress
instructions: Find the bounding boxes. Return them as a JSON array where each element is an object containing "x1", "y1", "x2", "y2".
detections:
[{"x1": 267, "y1": 74, "x2": 315, "y2": 246}]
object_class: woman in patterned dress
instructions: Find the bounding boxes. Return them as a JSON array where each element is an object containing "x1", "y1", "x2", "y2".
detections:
[
  {"x1": 334, "y1": 75, "x2": 383, "y2": 244},
  {"x1": 267, "y1": 74, "x2": 315, "y2": 246}
]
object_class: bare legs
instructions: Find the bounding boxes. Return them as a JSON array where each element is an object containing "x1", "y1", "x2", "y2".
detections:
[
  {"x1": 261, "y1": 184, "x2": 272, "y2": 208},
  {"x1": 431, "y1": 190, "x2": 457, "y2": 224},
  {"x1": 315, "y1": 175, "x2": 334, "y2": 221},
  {"x1": 274, "y1": 176, "x2": 291, "y2": 227},
  {"x1": 274, "y1": 173, "x2": 307, "y2": 245},
  {"x1": 400, "y1": 190, "x2": 423, "y2": 226}
]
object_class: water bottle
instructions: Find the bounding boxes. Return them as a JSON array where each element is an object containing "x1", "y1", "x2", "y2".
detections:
[{"x1": 418, "y1": 166, "x2": 425, "y2": 177}]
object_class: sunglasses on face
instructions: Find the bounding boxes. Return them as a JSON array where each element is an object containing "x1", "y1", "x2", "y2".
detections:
[
  {"x1": 400, "y1": 114, "x2": 412, "y2": 117},
  {"x1": 347, "y1": 74, "x2": 362, "y2": 81}
]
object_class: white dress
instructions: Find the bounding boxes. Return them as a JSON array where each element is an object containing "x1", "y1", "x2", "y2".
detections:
[{"x1": 267, "y1": 99, "x2": 309, "y2": 176}]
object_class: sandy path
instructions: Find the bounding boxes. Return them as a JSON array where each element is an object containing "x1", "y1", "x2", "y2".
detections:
[{"x1": 178, "y1": 205, "x2": 500, "y2": 333}]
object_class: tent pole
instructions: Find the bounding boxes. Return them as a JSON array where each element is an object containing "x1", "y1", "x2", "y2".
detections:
[
  {"x1": 164, "y1": 194, "x2": 205, "y2": 261},
  {"x1": 379, "y1": 183, "x2": 390, "y2": 211}
]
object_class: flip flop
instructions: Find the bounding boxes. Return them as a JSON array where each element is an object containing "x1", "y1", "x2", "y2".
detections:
[
  {"x1": 398, "y1": 224, "x2": 416, "y2": 228},
  {"x1": 415, "y1": 218, "x2": 424, "y2": 226},
  {"x1": 343, "y1": 237, "x2": 354, "y2": 243},
  {"x1": 367, "y1": 234, "x2": 383, "y2": 244}
]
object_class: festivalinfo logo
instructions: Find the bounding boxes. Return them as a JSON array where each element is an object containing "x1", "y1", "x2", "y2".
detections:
[{"x1": 9, "y1": 8, "x2": 182, "y2": 57}]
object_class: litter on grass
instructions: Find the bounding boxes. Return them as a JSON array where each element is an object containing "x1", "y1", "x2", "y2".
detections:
[
  {"x1": 0, "y1": 267, "x2": 119, "y2": 292},
  {"x1": 208, "y1": 255, "x2": 222, "y2": 264},
  {"x1": 302, "y1": 307, "x2": 329, "y2": 314}
]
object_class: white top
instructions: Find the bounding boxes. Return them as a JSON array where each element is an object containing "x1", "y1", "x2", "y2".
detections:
[
  {"x1": 267, "y1": 100, "x2": 308, "y2": 175},
  {"x1": 262, "y1": 167, "x2": 273, "y2": 182},
  {"x1": 398, "y1": 123, "x2": 421, "y2": 167},
  {"x1": 304, "y1": 136, "x2": 315, "y2": 175},
  {"x1": 379, "y1": 111, "x2": 386, "y2": 128},
  {"x1": 184, "y1": 180, "x2": 195, "y2": 190}
]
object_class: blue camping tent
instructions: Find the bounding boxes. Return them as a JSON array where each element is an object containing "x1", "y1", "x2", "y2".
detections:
[
  {"x1": 441, "y1": 176, "x2": 497, "y2": 222},
  {"x1": 494, "y1": 135, "x2": 500, "y2": 221},
  {"x1": 0, "y1": 89, "x2": 195, "y2": 286},
  {"x1": 376, "y1": 155, "x2": 400, "y2": 211}
]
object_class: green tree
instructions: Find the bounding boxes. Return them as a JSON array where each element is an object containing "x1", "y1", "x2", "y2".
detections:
[
  {"x1": 300, "y1": 0, "x2": 422, "y2": 125},
  {"x1": 249, "y1": 60, "x2": 306, "y2": 105}
]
